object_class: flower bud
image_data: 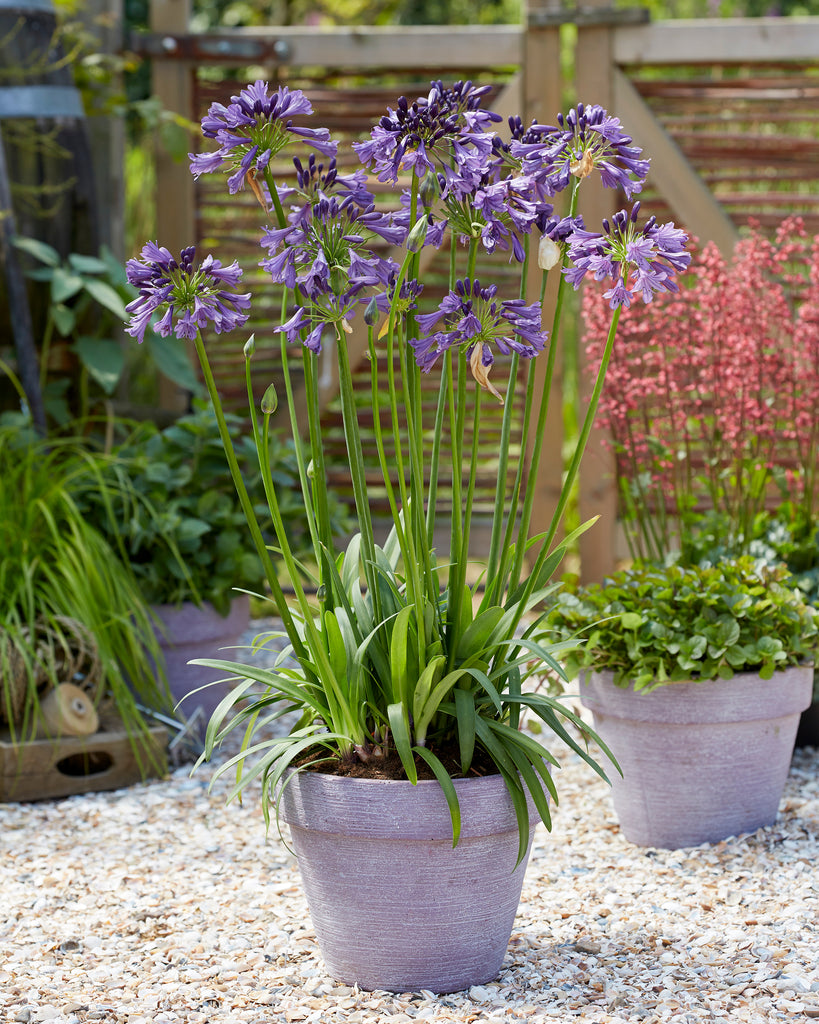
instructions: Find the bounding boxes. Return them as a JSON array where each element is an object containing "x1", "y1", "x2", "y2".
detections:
[
  {"x1": 243, "y1": 334, "x2": 256, "y2": 358},
  {"x1": 307, "y1": 459, "x2": 315, "y2": 479},
  {"x1": 261, "y1": 381, "x2": 278, "y2": 415},
  {"x1": 419, "y1": 172, "x2": 438, "y2": 209},
  {"x1": 538, "y1": 234, "x2": 561, "y2": 271},
  {"x1": 364, "y1": 295, "x2": 380, "y2": 327},
  {"x1": 406, "y1": 214, "x2": 429, "y2": 253}
]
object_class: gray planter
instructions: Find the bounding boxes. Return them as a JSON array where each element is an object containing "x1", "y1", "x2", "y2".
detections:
[
  {"x1": 580, "y1": 665, "x2": 813, "y2": 849},
  {"x1": 278, "y1": 768, "x2": 540, "y2": 994},
  {"x1": 153, "y1": 595, "x2": 251, "y2": 730}
]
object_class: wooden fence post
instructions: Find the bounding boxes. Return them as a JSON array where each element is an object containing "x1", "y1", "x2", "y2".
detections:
[
  {"x1": 522, "y1": 1, "x2": 568, "y2": 566},
  {"x1": 150, "y1": 0, "x2": 195, "y2": 413},
  {"x1": 574, "y1": 0, "x2": 619, "y2": 583}
]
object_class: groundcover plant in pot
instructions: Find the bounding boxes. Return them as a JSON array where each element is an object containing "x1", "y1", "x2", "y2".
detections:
[
  {"x1": 546, "y1": 559, "x2": 817, "y2": 850},
  {"x1": 125, "y1": 81, "x2": 690, "y2": 993}
]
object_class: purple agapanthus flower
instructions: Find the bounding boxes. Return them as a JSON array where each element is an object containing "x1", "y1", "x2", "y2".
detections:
[
  {"x1": 509, "y1": 103, "x2": 650, "y2": 199},
  {"x1": 261, "y1": 195, "x2": 398, "y2": 302},
  {"x1": 564, "y1": 203, "x2": 690, "y2": 308},
  {"x1": 125, "y1": 242, "x2": 250, "y2": 343},
  {"x1": 411, "y1": 277, "x2": 547, "y2": 400},
  {"x1": 189, "y1": 81, "x2": 337, "y2": 196},
  {"x1": 354, "y1": 79, "x2": 500, "y2": 187}
]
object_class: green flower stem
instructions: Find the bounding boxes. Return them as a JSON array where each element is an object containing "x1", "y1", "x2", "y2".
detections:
[
  {"x1": 426, "y1": 229, "x2": 460, "y2": 546},
  {"x1": 508, "y1": 304, "x2": 623, "y2": 640},
  {"x1": 274, "y1": 296, "x2": 320, "y2": 563},
  {"x1": 509, "y1": 180, "x2": 581, "y2": 594},
  {"x1": 446, "y1": 348, "x2": 469, "y2": 669},
  {"x1": 367, "y1": 324, "x2": 410, "y2": 564},
  {"x1": 192, "y1": 329, "x2": 305, "y2": 663},
  {"x1": 485, "y1": 236, "x2": 531, "y2": 592},
  {"x1": 259, "y1": 405, "x2": 363, "y2": 747},
  {"x1": 444, "y1": 240, "x2": 480, "y2": 663},
  {"x1": 301, "y1": 348, "x2": 334, "y2": 556},
  {"x1": 335, "y1": 325, "x2": 382, "y2": 621},
  {"x1": 383, "y1": 249, "x2": 425, "y2": 613},
  {"x1": 404, "y1": 174, "x2": 437, "y2": 619}
]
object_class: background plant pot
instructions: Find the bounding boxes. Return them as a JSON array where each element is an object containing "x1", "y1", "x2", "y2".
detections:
[
  {"x1": 279, "y1": 769, "x2": 540, "y2": 994},
  {"x1": 580, "y1": 666, "x2": 813, "y2": 849},
  {"x1": 795, "y1": 673, "x2": 819, "y2": 748},
  {"x1": 152, "y1": 595, "x2": 251, "y2": 731}
]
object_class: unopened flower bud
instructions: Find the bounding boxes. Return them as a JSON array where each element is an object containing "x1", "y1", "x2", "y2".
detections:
[
  {"x1": 364, "y1": 295, "x2": 380, "y2": 326},
  {"x1": 307, "y1": 459, "x2": 315, "y2": 479},
  {"x1": 406, "y1": 214, "x2": 429, "y2": 253},
  {"x1": 538, "y1": 234, "x2": 561, "y2": 271},
  {"x1": 243, "y1": 334, "x2": 256, "y2": 358},
  {"x1": 419, "y1": 172, "x2": 438, "y2": 209},
  {"x1": 261, "y1": 382, "x2": 278, "y2": 415}
]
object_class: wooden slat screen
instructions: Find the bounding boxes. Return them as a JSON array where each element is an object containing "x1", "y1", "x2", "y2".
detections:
[{"x1": 624, "y1": 63, "x2": 819, "y2": 235}]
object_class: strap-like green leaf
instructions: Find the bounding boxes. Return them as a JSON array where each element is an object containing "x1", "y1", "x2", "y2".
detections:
[
  {"x1": 387, "y1": 701, "x2": 417, "y2": 783},
  {"x1": 455, "y1": 605, "x2": 504, "y2": 661},
  {"x1": 413, "y1": 745, "x2": 461, "y2": 847},
  {"x1": 453, "y1": 687, "x2": 476, "y2": 774}
]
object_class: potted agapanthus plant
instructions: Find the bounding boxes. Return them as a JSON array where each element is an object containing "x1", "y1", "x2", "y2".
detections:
[
  {"x1": 545, "y1": 224, "x2": 819, "y2": 851},
  {"x1": 125, "y1": 82, "x2": 689, "y2": 993}
]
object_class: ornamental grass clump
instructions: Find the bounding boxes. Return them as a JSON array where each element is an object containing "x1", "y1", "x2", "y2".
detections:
[
  {"x1": 583, "y1": 217, "x2": 819, "y2": 566},
  {"x1": 125, "y1": 82, "x2": 690, "y2": 847}
]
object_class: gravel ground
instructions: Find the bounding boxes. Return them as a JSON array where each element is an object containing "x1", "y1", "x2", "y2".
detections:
[{"x1": 2, "y1": 635, "x2": 819, "y2": 1024}]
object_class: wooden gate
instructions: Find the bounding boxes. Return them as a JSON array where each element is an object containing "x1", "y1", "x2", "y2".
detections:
[{"x1": 138, "y1": 0, "x2": 819, "y2": 579}]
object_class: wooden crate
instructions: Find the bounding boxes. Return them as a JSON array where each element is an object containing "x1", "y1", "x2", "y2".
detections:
[{"x1": 0, "y1": 706, "x2": 168, "y2": 803}]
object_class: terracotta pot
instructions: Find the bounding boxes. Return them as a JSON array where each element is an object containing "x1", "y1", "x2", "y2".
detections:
[
  {"x1": 278, "y1": 769, "x2": 540, "y2": 994},
  {"x1": 580, "y1": 665, "x2": 813, "y2": 849},
  {"x1": 152, "y1": 595, "x2": 250, "y2": 729}
]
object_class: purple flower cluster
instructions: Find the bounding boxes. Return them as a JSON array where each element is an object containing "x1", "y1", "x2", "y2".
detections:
[
  {"x1": 125, "y1": 242, "x2": 250, "y2": 342},
  {"x1": 262, "y1": 156, "x2": 405, "y2": 353},
  {"x1": 411, "y1": 278, "x2": 548, "y2": 398},
  {"x1": 510, "y1": 103, "x2": 650, "y2": 199},
  {"x1": 125, "y1": 79, "x2": 689, "y2": 368},
  {"x1": 564, "y1": 203, "x2": 691, "y2": 308},
  {"x1": 189, "y1": 81, "x2": 337, "y2": 195},
  {"x1": 353, "y1": 79, "x2": 500, "y2": 186}
]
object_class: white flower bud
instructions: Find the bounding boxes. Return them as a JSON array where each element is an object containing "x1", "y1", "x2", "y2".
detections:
[{"x1": 538, "y1": 234, "x2": 561, "y2": 271}]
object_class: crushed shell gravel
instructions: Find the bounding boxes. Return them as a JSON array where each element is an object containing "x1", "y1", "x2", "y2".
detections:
[{"x1": 1, "y1": 643, "x2": 818, "y2": 1024}]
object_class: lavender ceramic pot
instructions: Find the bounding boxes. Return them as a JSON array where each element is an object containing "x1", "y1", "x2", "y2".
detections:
[
  {"x1": 152, "y1": 595, "x2": 250, "y2": 729},
  {"x1": 580, "y1": 665, "x2": 813, "y2": 849},
  {"x1": 278, "y1": 769, "x2": 540, "y2": 993}
]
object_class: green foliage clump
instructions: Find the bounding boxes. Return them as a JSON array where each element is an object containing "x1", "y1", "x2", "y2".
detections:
[
  {"x1": 0, "y1": 426, "x2": 171, "y2": 739},
  {"x1": 80, "y1": 403, "x2": 346, "y2": 615},
  {"x1": 546, "y1": 558, "x2": 818, "y2": 692}
]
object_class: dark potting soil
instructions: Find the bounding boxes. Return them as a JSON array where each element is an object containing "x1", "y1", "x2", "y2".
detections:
[{"x1": 296, "y1": 744, "x2": 500, "y2": 781}]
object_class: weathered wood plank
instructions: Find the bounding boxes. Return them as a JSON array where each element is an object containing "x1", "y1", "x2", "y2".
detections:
[
  {"x1": 142, "y1": 25, "x2": 523, "y2": 69},
  {"x1": 614, "y1": 18, "x2": 819, "y2": 65},
  {"x1": 575, "y1": 2, "x2": 619, "y2": 583}
]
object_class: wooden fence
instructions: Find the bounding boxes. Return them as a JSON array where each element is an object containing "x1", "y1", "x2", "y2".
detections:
[{"x1": 138, "y1": 0, "x2": 819, "y2": 580}]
